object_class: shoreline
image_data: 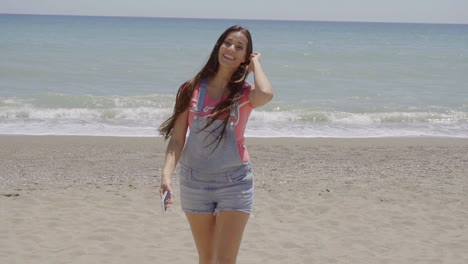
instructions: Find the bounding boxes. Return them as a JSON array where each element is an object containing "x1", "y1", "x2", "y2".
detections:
[{"x1": 2, "y1": 135, "x2": 467, "y2": 189}]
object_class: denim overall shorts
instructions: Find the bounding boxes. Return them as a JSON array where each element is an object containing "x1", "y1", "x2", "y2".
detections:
[{"x1": 179, "y1": 79, "x2": 254, "y2": 215}]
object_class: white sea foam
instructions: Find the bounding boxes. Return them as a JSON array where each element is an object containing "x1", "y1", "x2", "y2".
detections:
[
  {"x1": 1, "y1": 107, "x2": 467, "y2": 138},
  {"x1": 2, "y1": 118, "x2": 467, "y2": 138},
  {"x1": 1, "y1": 94, "x2": 467, "y2": 138}
]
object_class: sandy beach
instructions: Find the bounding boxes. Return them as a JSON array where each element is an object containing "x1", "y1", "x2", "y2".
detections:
[{"x1": 1, "y1": 135, "x2": 467, "y2": 263}]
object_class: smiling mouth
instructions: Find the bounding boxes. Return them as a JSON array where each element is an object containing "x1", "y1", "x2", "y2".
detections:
[{"x1": 223, "y1": 54, "x2": 235, "y2": 61}]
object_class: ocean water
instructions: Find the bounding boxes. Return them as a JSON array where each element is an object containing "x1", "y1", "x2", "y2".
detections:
[{"x1": 1, "y1": 14, "x2": 467, "y2": 138}]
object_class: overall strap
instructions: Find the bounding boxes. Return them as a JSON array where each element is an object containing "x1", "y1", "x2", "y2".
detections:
[
  {"x1": 195, "y1": 78, "x2": 238, "y2": 122},
  {"x1": 230, "y1": 103, "x2": 238, "y2": 119},
  {"x1": 195, "y1": 79, "x2": 208, "y2": 113}
]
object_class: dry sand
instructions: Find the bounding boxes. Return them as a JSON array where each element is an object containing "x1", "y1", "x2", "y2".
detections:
[{"x1": 1, "y1": 135, "x2": 467, "y2": 263}]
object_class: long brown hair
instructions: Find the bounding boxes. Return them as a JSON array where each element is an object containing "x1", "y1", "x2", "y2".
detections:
[{"x1": 159, "y1": 25, "x2": 253, "y2": 144}]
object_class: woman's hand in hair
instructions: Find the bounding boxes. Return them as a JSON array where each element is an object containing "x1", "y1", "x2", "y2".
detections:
[{"x1": 247, "y1": 52, "x2": 261, "y2": 74}]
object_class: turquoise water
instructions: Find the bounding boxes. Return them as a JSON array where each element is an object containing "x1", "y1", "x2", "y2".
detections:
[{"x1": 1, "y1": 14, "x2": 467, "y2": 137}]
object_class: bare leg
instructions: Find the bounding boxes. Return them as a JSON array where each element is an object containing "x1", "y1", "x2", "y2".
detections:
[
  {"x1": 213, "y1": 211, "x2": 250, "y2": 264},
  {"x1": 185, "y1": 212, "x2": 217, "y2": 264}
]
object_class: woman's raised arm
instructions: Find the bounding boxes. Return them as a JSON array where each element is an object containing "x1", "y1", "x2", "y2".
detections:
[{"x1": 248, "y1": 52, "x2": 274, "y2": 108}]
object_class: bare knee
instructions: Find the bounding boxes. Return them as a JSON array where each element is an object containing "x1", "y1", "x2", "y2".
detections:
[{"x1": 199, "y1": 253, "x2": 215, "y2": 264}]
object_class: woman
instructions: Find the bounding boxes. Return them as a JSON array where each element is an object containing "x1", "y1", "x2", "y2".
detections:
[{"x1": 159, "y1": 25, "x2": 273, "y2": 264}]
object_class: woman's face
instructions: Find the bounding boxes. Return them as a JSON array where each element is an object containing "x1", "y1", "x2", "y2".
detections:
[{"x1": 218, "y1": 31, "x2": 249, "y2": 70}]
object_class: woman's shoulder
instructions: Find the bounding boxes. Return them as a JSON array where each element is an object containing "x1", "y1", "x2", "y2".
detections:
[
  {"x1": 240, "y1": 82, "x2": 253, "y2": 96},
  {"x1": 241, "y1": 82, "x2": 252, "y2": 94},
  {"x1": 178, "y1": 81, "x2": 202, "y2": 101},
  {"x1": 239, "y1": 82, "x2": 254, "y2": 107}
]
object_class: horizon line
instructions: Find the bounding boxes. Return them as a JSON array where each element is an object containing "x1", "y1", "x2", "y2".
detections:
[{"x1": 1, "y1": 12, "x2": 467, "y2": 26}]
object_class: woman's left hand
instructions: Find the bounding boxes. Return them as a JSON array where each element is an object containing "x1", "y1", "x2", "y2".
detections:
[{"x1": 247, "y1": 52, "x2": 261, "y2": 73}]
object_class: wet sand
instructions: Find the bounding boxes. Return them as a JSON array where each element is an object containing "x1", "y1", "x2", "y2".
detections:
[{"x1": 1, "y1": 136, "x2": 467, "y2": 263}]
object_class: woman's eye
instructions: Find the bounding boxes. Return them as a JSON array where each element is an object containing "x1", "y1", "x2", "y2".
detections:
[{"x1": 236, "y1": 46, "x2": 244, "y2": 50}]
